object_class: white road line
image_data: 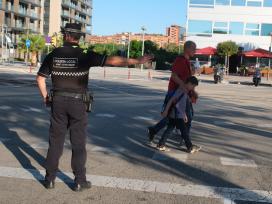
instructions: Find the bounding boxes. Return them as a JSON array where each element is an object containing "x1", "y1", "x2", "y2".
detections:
[
  {"x1": 133, "y1": 116, "x2": 155, "y2": 121},
  {"x1": 0, "y1": 166, "x2": 271, "y2": 202},
  {"x1": 220, "y1": 157, "x2": 257, "y2": 168},
  {"x1": 95, "y1": 113, "x2": 116, "y2": 118},
  {"x1": 91, "y1": 146, "x2": 126, "y2": 155},
  {"x1": 223, "y1": 198, "x2": 234, "y2": 204},
  {"x1": 213, "y1": 121, "x2": 235, "y2": 126},
  {"x1": 0, "y1": 105, "x2": 12, "y2": 110},
  {"x1": 152, "y1": 152, "x2": 188, "y2": 162},
  {"x1": 256, "y1": 124, "x2": 272, "y2": 128}
]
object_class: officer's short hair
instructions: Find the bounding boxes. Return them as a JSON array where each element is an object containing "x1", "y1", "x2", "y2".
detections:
[
  {"x1": 65, "y1": 32, "x2": 81, "y2": 41},
  {"x1": 185, "y1": 76, "x2": 199, "y2": 86},
  {"x1": 184, "y1": 41, "x2": 196, "y2": 50}
]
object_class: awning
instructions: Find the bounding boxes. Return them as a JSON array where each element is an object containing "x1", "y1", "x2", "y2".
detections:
[
  {"x1": 195, "y1": 47, "x2": 217, "y2": 55},
  {"x1": 243, "y1": 48, "x2": 272, "y2": 58}
]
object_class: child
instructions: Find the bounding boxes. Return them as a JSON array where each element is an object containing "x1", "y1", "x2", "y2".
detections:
[{"x1": 157, "y1": 76, "x2": 201, "y2": 154}]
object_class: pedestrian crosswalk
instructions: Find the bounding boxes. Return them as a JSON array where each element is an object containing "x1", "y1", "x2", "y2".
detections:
[{"x1": 0, "y1": 138, "x2": 261, "y2": 169}]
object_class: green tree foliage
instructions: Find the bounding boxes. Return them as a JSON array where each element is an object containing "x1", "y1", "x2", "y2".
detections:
[
  {"x1": 17, "y1": 34, "x2": 46, "y2": 65},
  {"x1": 217, "y1": 41, "x2": 238, "y2": 57}
]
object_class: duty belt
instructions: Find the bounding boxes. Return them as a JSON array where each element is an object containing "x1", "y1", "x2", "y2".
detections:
[{"x1": 52, "y1": 91, "x2": 84, "y2": 99}]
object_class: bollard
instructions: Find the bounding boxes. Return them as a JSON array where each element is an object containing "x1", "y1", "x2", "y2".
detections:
[
  {"x1": 148, "y1": 70, "x2": 152, "y2": 80},
  {"x1": 104, "y1": 67, "x2": 106, "y2": 79},
  {"x1": 29, "y1": 66, "x2": 32, "y2": 73},
  {"x1": 128, "y1": 68, "x2": 131, "y2": 80}
]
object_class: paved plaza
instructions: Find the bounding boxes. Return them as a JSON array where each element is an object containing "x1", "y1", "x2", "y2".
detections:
[{"x1": 0, "y1": 65, "x2": 271, "y2": 204}]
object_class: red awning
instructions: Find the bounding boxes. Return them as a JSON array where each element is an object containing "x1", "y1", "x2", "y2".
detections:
[
  {"x1": 243, "y1": 48, "x2": 272, "y2": 58},
  {"x1": 195, "y1": 47, "x2": 217, "y2": 55}
]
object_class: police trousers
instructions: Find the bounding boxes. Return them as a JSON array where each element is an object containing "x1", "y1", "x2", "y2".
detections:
[{"x1": 45, "y1": 95, "x2": 88, "y2": 184}]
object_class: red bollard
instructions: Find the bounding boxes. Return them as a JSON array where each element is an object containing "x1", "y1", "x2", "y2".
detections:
[
  {"x1": 128, "y1": 68, "x2": 131, "y2": 80},
  {"x1": 104, "y1": 67, "x2": 106, "y2": 79},
  {"x1": 29, "y1": 66, "x2": 32, "y2": 73},
  {"x1": 148, "y1": 70, "x2": 152, "y2": 80}
]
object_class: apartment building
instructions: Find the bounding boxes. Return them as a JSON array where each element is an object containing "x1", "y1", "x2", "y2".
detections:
[
  {"x1": 43, "y1": 0, "x2": 92, "y2": 37},
  {"x1": 0, "y1": 0, "x2": 43, "y2": 45}
]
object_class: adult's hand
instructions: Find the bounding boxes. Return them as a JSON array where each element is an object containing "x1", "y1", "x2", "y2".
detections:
[{"x1": 137, "y1": 54, "x2": 154, "y2": 65}]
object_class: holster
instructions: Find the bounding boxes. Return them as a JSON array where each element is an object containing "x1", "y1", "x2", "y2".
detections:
[{"x1": 82, "y1": 92, "x2": 94, "y2": 112}]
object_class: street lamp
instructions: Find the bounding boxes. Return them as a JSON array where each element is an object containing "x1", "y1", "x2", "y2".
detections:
[
  {"x1": 141, "y1": 26, "x2": 146, "y2": 71},
  {"x1": 269, "y1": 32, "x2": 272, "y2": 68},
  {"x1": 126, "y1": 32, "x2": 131, "y2": 59}
]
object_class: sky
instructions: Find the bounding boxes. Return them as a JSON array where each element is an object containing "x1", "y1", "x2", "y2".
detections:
[{"x1": 92, "y1": 0, "x2": 187, "y2": 36}]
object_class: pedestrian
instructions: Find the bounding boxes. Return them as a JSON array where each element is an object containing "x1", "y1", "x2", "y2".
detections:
[
  {"x1": 147, "y1": 41, "x2": 197, "y2": 142},
  {"x1": 194, "y1": 58, "x2": 201, "y2": 76},
  {"x1": 157, "y1": 76, "x2": 201, "y2": 153},
  {"x1": 36, "y1": 23, "x2": 153, "y2": 191}
]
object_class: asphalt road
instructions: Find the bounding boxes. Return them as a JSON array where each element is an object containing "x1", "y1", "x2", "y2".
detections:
[{"x1": 0, "y1": 67, "x2": 271, "y2": 204}]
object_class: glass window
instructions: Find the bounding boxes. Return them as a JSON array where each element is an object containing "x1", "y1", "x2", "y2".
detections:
[
  {"x1": 215, "y1": 0, "x2": 230, "y2": 5},
  {"x1": 189, "y1": 0, "x2": 214, "y2": 7},
  {"x1": 188, "y1": 20, "x2": 212, "y2": 35},
  {"x1": 261, "y1": 24, "x2": 272, "y2": 36},
  {"x1": 229, "y1": 22, "x2": 244, "y2": 35},
  {"x1": 231, "y1": 0, "x2": 246, "y2": 6},
  {"x1": 263, "y1": 0, "x2": 272, "y2": 7},
  {"x1": 213, "y1": 22, "x2": 228, "y2": 34},
  {"x1": 246, "y1": 23, "x2": 259, "y2": 29},
  {"x1": 247, "y1": 1, "x2": 262, "y2": 7},
  {"x1": 245, "y1": 30, "x2": 259, "y2": 35},
  {"x1": 245, "y1": 23, "x2": 260, "y2": 36}
]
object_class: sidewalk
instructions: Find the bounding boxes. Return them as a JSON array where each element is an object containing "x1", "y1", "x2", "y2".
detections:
[{"x1": 198, "y1": 74, "x2": 272, "y2": 87}]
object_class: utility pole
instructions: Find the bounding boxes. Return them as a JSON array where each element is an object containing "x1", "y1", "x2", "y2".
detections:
[
  {"x1": 127, "y1": 32, "x2": 131, "y2": 59},
  {"x1": 141, "y1": 26, "x2": 146, "y2": 71}
]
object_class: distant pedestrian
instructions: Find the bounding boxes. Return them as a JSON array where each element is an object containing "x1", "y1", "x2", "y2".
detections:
[{"x1": 157, "y1": 76, "x2": 201, "y2": 153}]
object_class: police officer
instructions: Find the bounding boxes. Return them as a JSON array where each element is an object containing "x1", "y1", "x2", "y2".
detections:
[{"x1": 36, "y1": 23, "x2": 153, "y2": 191}]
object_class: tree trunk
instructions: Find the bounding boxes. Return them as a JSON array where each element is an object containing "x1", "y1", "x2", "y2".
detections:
[{"x1": 31, "y1": 52, "x2": 37, "y2": 66}]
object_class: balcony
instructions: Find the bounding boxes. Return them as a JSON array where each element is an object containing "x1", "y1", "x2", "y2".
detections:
[
  {"x1": 81, "y1": 0, "x2": 92, "y2": 7},
  {"x1": 20, "y1": 0, "x2": 41, "y2": 7},
  {"x1": 5, "y1": 4, "x2": 14, "y2": 12},
  {"x1": 61, "y1": 10, "x2": 70, "y2": 18}
]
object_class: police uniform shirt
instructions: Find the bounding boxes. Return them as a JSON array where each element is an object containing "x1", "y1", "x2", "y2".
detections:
[{"x1": 38, "y1": 42, "x2": 107, "y2": 93}]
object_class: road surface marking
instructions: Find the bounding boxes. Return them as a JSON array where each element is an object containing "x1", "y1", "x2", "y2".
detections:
[
  {"x1": 0, "y1": 166, "x2": 271, "y2": 202},
  {"x1": 220, "y1": 157, "x2": 257, "y2": 168},
  {"x1": 95, "y1": 113, "x2": 116, "y2": 118},
  {"x1": 91, "y1": 146, "x2": 126, "y2": 155},
  {"x1": 133, "y1": 116, "x2": 155, "y2": 121},
  {"x1": 0, "y1": 105, "x2": 12, "y2": 110}
]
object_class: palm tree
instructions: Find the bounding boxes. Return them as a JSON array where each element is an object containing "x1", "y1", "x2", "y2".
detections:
[{"x1": 17, "y1": 34, "x2": 45, "y2": 66}]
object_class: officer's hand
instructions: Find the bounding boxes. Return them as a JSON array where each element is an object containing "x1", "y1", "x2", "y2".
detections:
[
  {"x1": 44, "y1": 95, "x2": 51, "y2": 107},
  {"x1": 137, "y1": 54, "x2": 154, "y2": 65}
]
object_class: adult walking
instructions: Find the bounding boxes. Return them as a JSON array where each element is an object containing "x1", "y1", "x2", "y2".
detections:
[
  {"x1": 147, "y1": 41, "x2": 197, "y2": 141},
  {"x1": 36, "y1": 23, "x2": 153, "y2": 191}
]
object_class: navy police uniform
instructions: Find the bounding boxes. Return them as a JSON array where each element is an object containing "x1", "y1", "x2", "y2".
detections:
[{"x1": 38, "y1": 41, "x2": 107, "y2": 185}]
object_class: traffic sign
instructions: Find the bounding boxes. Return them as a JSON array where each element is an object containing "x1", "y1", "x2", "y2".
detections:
[{"x1": 26, "y1": 39, "x2": 31, "y2": 48}]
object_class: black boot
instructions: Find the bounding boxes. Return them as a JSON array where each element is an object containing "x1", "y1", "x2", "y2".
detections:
[{"x1": 43, "y1": 179, "x2": 55, "y2": 189}]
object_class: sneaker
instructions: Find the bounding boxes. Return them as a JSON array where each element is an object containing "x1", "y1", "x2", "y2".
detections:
[
  {"x1": 188, "y1": 145, "x2": 201, "y2": 154},
  {"x1": 147, "y1": 127, "x2": 156, "y2": 142},
  {"x1": 156, "y1": 144, "x2": 166, "y2": 151},
  {"x1": 72, "y1": 181, "x2": 92, "y2": 192}
]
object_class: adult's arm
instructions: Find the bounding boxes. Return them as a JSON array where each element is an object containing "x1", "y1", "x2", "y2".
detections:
[
  {"x1": 105, "y1": 55, "x2": 153, "y2": 67},
  {"x1": 36, "y1": 75, "x2": 48, "y2": 103}
]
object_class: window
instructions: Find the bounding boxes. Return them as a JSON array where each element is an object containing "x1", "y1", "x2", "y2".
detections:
[
  {"x1": 261, "y1": 24, "x2": 272, "y2": 36},
  {"x1": 246, "y1": 0, "x2": 262, "y2": 7},
  {"x1": 229, "y1": 22, "x2": 244, "y2": 35},
  {"x1": 263, "y1": 0, "x2": 272, "y2": 7},
  {"x1": 189, "y1": 0, "x2": 214, "y2": 7},
  {"x1": 188, "y1": 20, "x2": 212, "y2": 35},
  {"x1": 231, "y1": 0, "x2": 246, "y2": 6},
  {"x1": 245, "y1": 23, "x2": 260, "y2": 36},
  {"x1": 0, "y1": 0, "x2": 2, "y2": 9},
  {"x1": 213, "y1": 22, "x2": 228, "y2": 34},
  {"x1": 215, "y1": 0, "x2": 230, "y2": 5}
]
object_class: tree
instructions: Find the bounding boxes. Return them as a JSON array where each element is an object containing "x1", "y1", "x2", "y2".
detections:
[
  {"x1": 217, "y1": 41, "x2": 238, "y2": 75},
  {"x1": 17, "y1": 34, "x2": 46, "y2": 66}
]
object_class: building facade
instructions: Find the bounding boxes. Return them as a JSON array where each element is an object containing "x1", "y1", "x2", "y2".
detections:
[
  {"x1": 0, "y1": 0, "x2": 43, "y2": 45},
  {"x1": 87, "y1": 25, "x2": 182, "y2": 47},
  {"x1": 43, "y1": 0, "x2": 92, "y2": 37},
  {"x1": 186, "y1": 0, "x2": 272, "y2": 50}
]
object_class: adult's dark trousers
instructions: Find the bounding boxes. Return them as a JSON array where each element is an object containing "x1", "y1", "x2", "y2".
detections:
[
  {"x1": 149, "y1": 90, "x2": 176, "y2": 136},
  {"x1": 45, "y1": 95, "x2": 88, "y2": 184},
  {"x1": 158, "y1": 118, "x2": 192, "y2": 150}
]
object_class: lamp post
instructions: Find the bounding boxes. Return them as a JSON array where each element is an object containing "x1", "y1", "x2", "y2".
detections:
[
  {"x1": 127, "y1": 32, "x2": 131, "y2": 59},
  {"x1": 269, "y1": 32, "x2": 272, "y2": 68},
  {"x1": 141, "y1": 26, "x2": 146, "y2": 71}
]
